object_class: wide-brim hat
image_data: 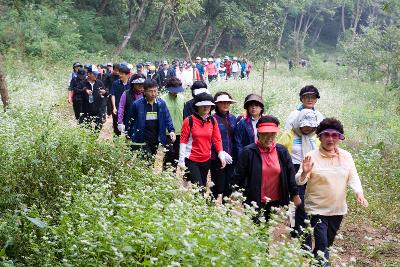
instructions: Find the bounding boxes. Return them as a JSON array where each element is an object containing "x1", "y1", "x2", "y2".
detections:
[
  {"x1": 257, "y1": 122, "x2": 280, "y2": 133},
  {"x1": 167, "y1": 86, "x2": 184, "y2": 93},
  {"x1": 244, "y1": 94, "x2": 264, "y2": 109},
  {"x1": 298, "y1": 109, "x2": 319, "y2": 128},
  {"x1": 194, "y1": 93, "x2": 215, "y2": 107},
  {"x1": 215, "y1": 94, "x2": 237, "y2": 103}
]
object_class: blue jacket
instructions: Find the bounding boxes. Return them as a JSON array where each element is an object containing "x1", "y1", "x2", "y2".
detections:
[
  {"x1": 234, "y1": 117, "x2": 256, "y2": 158},
  {"x1": 196, "y1": 63, "x2": 205, "y2": 77},
  {"x1": 126, "y1": 97, "x2": 175, "y2": 145},
  {"x1": 211, "y1": 112, "x2": 237, "y2": 160}
]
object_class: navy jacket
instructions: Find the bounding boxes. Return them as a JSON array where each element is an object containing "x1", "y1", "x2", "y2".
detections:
[
  {"x1": 232, "y1": 143, "x2": 299, "y2": 208},
  {"x1": 126, "y1": 97, "x2": 175, "y2": 145},
  {"x1": 111, "y1": 79, "x2": 130, "y2": 110},
  {"x1": 156, "y1": 68, "x2": 176, "y2": 88},
  {"x1": 234, "y1": 117, "x2": 256, "y2": 158},
  {"x1": 211, "y1": 112, "x2": 236, "y2": 160}
]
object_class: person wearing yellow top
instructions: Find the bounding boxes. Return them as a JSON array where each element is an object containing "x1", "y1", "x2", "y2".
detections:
[
  {"x1": 279, "y1": 108, "x2": 320, "y2": 237},
  {"x1": 296, "y1": 118, "x2": 368, "y2": 265}
]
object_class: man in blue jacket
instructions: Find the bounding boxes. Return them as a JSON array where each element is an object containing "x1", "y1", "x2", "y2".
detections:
[
  {"x1": 126, "y1": 79, "x2": 176, "y2": 157},
  {"x1": 195, "y1": 56, "x2": 205, "y2": 80}
]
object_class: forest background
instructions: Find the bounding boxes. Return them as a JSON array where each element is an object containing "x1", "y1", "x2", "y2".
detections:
[{"x1": 0, "y1": 0, "x2": 399, "y2": 266}]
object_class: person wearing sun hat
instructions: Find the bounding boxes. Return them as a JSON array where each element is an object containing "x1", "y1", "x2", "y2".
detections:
[
  {"x1": 206, "y1": 57, "x2": 218, "y2": 82},
  {"x1": 278, "y1": 108, "x2": 320, "y2": 237},
  {"x1": 183, "y1": 81, "x2": 211, "y2": 119},
  {"x1": 210, "y1": 92, "x2": 237, "y2": 203},
  {"x1": 179, "y1": 92, "x2": 226, "y2": 188},
  {"x1": 232, "y1": 115, "x2": 301, "y2": 222},
  {"x1": 234, "y1": 93, "x2": 264, "y2": 158},
  {"x1": 285, "y1": 85, "x2": 324, "y2": 131},
  {"x1": 117, "y1": 73, "x2": 145, "y2": 131},
  {"x1": 296, "y1": 118, "x2": 368, "y2": 264},
  {"x1": 161, "y1": 77, "x2": 185, "y2": 169}
]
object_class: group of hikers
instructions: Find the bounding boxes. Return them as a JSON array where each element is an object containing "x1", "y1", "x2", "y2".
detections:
[{"x1": 67, "y1": 59, "x2": 368, "y2": 265}]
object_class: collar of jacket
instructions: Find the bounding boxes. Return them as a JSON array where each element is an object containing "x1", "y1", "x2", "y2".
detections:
[
  {"x1": 215, "y1": 110, "x2": 230, "y2": 118},
  {"x1": 193, "y1": 112, "x2": 212, "y2": 125}
]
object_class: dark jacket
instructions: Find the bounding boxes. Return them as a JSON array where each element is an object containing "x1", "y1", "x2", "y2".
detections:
[
  {"x1": 234, "y1": 117, "x2": 256, "y2": 158},
  {"x1": 232, "y1": 143, "x2": 298, "y2": 208},
  {"x1": 126, "y1": 97, "x2": 175, "y2": 145},
  {"x1": 211, "y1": 111, "x2": 236, "y2": 160},
  {"x1": 111, "y1": 79, "x2": 130, "y2": 110},
  {"x1": 69, "y1": 76, "x2": 86, "y2": 100},
  {"x1": 156, "y1": 68, "x2": 176, "y2": 88},
  {"x1": 78, "y1": 79, "x2": 108, "y2": 115},
  {"x1": 104, "y1": 73, "x2": 120, "y2": 91},
  {"x1": 183, "y1": 99, "x2": 195, "y2": 119}
]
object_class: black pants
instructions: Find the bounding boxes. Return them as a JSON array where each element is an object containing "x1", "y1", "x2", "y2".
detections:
[
  {"x1": 253, "y1": 200, "x2": 283, "y2": 224},
  {"x1": 305, "y1": 214, "x2": 343, "y2": 264},
  {"x1": 210, "y1": 159, "x2": 234, "y2": 199},
  {"x1": 292, "y1": 164, "x2": 308, "y2": 238},
  {"x1": 106, "y1": 96, "x2": 113, "y2": 116},
  {"x1": 112, "y1": 112, "x2": 121, "y2": 136},
  {"x1": 185, "y1": 158, "x2": 210, "y2": 187},
  {"x1": 164, "y1": 135, "x2": 180, "y2": 170},
  {"x1": 72, "y1": 97, "x2": 83, "y2": 120},
  {"x1": 79, "y1": 113, "x2": 103, "y2": 132},
  {"x1": 208, "y1": 75, "x2": 217, "y2": 83}
]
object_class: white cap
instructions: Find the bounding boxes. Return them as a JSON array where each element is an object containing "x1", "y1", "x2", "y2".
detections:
[
  {"x1": 195, "y1": 101, "x2": 215, "y2": 107},
  {"x1": 163, "y1": 60, "x2": 168, "y2": 65},
  {"x1": 232, "y1": 57, "x2": 238, "y2": 60},
  {"x1": 202, "y1": 58, "x2": 207, "y2": 62},
  {"x1": 127, "y1": 63, "x2": 133, "y2": 70},
  {"x1": 208, "y1": 57, "x2": 214, "y2": 62},
  {"x1": 196, "y1": 56, "x2": 201, "y2": 60}
]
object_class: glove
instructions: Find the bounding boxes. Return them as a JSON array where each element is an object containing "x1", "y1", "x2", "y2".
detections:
[
  {"x1": 218, "y1": 151, "x2": 227, "y2": 169},
  {"x1": 169, "y1": 132, "x2": 176, "y2": 143},
  {"x1": 117, "y1": 124, "x2": 125, "y2": 133},
  {"x1": 223, "y1": 151, "x2": 233, "y2": 164}
]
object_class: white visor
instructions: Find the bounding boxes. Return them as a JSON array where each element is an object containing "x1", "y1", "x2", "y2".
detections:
[
  {"x1": 193, "y1": 88, "x2": 210, "y2": 95},
  {"x1": 195, "y1": 101, "x2": 215, "y2": 107}
]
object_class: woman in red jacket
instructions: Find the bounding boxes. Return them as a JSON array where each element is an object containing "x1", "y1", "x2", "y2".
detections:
[{"x1": 179, "y1": 93, "x2": 226, "y2": 187}]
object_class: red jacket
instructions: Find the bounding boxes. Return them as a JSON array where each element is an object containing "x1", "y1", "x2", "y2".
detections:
[{"x1": 180, "y1": 115, "x2": 223, "y2": 162}]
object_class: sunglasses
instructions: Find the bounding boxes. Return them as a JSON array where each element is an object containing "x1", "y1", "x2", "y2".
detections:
[{"x1": 319, "y1": 132, "x2": 344, "y2": 140}]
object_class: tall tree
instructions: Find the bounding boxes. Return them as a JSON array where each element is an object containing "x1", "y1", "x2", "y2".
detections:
[{"x1": 114, "y1": 0, "x2": 148, "y2": 57}]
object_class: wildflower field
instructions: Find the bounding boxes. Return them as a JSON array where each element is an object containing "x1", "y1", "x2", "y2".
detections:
[{"x1": 0, "y1": 57, "x2": 399, "y2": 266}]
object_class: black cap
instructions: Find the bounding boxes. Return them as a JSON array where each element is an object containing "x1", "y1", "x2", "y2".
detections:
[
  {"x1": 119, "y1": 65, "x2": 131, "y2": 74},
  {"x1": 73, "y1": 62, "x2": 83, "y2": 68},
  {"x1": 299, "y1": 85, "x2": 320, "y2": 99}
]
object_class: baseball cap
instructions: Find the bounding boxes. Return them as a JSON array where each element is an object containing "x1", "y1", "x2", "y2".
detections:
[
  {"x1": 196, "y1": 56, "x2": 201, "y2": 60},
  {"x1": 136, "y1": 64, "x2": 143, "y2": 69},
  {"x1": 299, "y1": 85, "x2": 320, "y2": 98},
  {"x1": 163, "y1": 60, "x2": 168, "y2": 65},
  {"x1": 86, "y1": 64, "x2": 99, "y2": 75},
  {"x1": 73, "y1": 62, "x2": 83, "y2": 68},
  {"x1": 106, "y1": 62, "x2": 112, "y2": 67}
]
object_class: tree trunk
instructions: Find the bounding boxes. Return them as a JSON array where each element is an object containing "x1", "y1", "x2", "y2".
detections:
[
  {"x1": 227, "y1": 32, "x2": 233, "y2": 51},
  {"x1": 189, "y1": 25, "x2": 206, "y2": 56},
  {"x1": 261, "y1": 60, "x2": 266, "y2": 97},
  {"x1": 172, "y1": 16, "x2": 193, "y2": 62},
  {"x1": 160, "y1": 19, "x2": 167, "y2": 39},
  {"x1": 210, "y1": 28, "x2": 226, "y2": 56},
  {"x1": 149, "y1": 3, "x2": 167, "y2": 41},
  {"x1": 275, "y1": 11, "x2": 288, "y2": 69},
  {"x1": 96, "y1": 0, "x2": 109, "y2": 16},
  {"x1": 311, "y1": 25, "x2": 323, "y2": 46},
  {"x1": 0, "y1": 54, "x2": 9, "y2": 112},
  {"x1": 195, "y1": 21, "x2": 212, "y2": 57},
  {"x1": 341, "y1": 5, "x2": 346, "y2": 33},
  {"x1": 164, "y1": 17, "x2": 177, "y2": 51},
  {"x1": 114, "y1": 0, "x2": 147, "y2": 57}
]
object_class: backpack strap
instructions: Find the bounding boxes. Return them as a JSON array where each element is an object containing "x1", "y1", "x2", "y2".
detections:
[{"x1": 189, "y1": 115, "x2": 193, "y2": 131}]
